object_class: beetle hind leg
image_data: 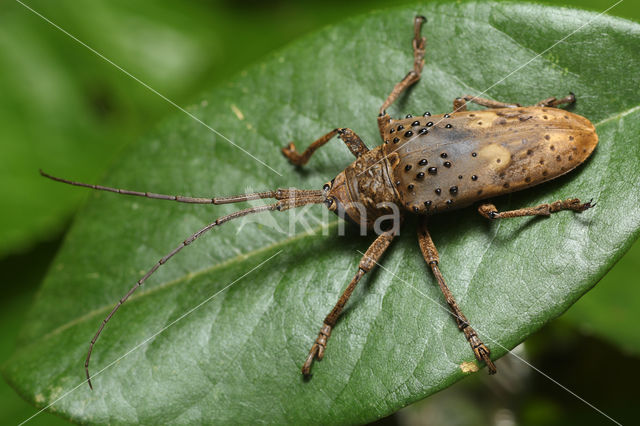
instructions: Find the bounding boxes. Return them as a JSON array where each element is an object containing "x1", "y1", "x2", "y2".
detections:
[
  {"x1": 535, "y1": 92, "x2": 576, "y2": 108},
  {"x1": 418, "y1": 219, "x2": 497, "y2": 374},
  {"x1": 453, "y1": 95, "x2": 520, "y2": 112},
  {"x1": 477, "y1": 198, "x2": 594, "y2": 220}
]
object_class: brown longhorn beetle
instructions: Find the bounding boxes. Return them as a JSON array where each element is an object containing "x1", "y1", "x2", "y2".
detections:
[{"x1": 41, "y1": 16, "x2": 598, "y2": 388}]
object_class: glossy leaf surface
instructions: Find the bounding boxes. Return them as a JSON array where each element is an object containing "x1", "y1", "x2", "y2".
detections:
[{"x1": 4, "y1": 2, "x2": 639, "y2": 424}]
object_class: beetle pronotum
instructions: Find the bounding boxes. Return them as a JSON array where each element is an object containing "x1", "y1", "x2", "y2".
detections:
[{"x1": 42, "y1": 16, "x2": 597, "y2": 388}]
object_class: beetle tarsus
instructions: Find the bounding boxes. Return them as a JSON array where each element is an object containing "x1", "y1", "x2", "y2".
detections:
[{"x1": 302, "y1": 323, "x2": 332, "y2": 377}]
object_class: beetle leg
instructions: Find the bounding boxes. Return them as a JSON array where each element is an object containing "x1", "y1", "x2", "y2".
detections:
[
  {"x1": 453, "y1": 95, "x2": 520, "y2": 112},
  {"x1": 282, "y1": 128, "x2": 368, "y2": 166},
  {"x1": 418, "y1": 219, "x2": 496, "y2": 374},
  {"x1": 377, "y1": 16, "x2": 427, "y2": 140},
  {"x1": 477, "y1": 198, "x2": 594, "y2": 220},
  {"x1": 535, "y1": 92, "x2": 576, "y2": 108},
  {"x1": 302, "y1": 230, "x2": 396, "y2": 377}
]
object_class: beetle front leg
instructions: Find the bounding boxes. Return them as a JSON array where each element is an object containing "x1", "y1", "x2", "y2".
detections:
[
  {"x1": 418, "y1": 219, "x2": 496, "y2": 374},
  {"x1": 377, "y1": 16, "x2": 427, "y2": 140},
  {"x1": 477, "y1": 198, "x2": 594, "y2": 220},
  {"x1": 302, "y1": 230, "x2": 396, "y2": 377},
  {"x1": 453, "y1": 95, "x2": 520, "y2": 112},
  {"x1": 282, "y1": 128, "x2": 368, "y2": 166}
]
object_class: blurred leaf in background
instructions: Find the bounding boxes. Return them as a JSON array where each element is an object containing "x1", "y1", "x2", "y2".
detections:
[{"x1": 0, "y1": 0, "x2": 638, "y2": 424}]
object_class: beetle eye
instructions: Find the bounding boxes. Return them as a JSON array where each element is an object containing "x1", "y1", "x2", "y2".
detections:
[
  {"x1": 323, "y1": 183, "x2": 331, "y2": 191},
  {"x1": 324, "y1": 198, "x2": 334, "y2": 208}
]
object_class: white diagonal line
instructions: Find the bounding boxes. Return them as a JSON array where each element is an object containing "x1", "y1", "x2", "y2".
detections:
[
  {"x1": 18, "y1": 250, "x2": 282, "y2": 426},
  {"x1": 357, "y1": 0, "x2": 624, "y2": 178},
  {"x1": 359, "y1": 250, "x2": 622, "y2": 426},
  {"x1": 15, "y1": 0, "x2": 283, "y2": 177}
]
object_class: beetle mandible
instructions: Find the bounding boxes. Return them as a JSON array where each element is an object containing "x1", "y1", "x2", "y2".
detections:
[{"x1": 42, "y1": 16, "x2": 597, "y2": 387}]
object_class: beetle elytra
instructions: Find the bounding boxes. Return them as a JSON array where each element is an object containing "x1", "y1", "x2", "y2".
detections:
[{"x1": 42, "y1": 15, "x2": 597, "y2": 387}]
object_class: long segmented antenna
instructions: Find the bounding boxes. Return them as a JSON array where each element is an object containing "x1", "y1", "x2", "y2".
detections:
[{"x1": 40, "y1": 170, "x2": 325, "y2": 389}]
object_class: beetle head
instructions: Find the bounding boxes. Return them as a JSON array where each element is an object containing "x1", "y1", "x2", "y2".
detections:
[{"x1": 323, "y1": 171, "x2": 360, "y2": 225}]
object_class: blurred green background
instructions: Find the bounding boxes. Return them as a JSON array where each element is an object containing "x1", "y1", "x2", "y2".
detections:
[{"x1": 1, "y1": 0, "x2": 637, "y2": 424}]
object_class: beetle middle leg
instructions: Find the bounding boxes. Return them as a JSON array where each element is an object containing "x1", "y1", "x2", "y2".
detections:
[
  {"x1": 282, "y1": 128, "x2": 368, "y2": 166},
  {"x1": 477, "y1": 198, "x2": 594, "y2": 220},
  {"x1": 377, "y1": 16, "x2": 427, "y2": 139},
  {"x1": 302, "y1": 230, "x2": 396, "y2": 376},
  {"x1": 418, "y1": 218, "x2": 496, "y2": 374}
]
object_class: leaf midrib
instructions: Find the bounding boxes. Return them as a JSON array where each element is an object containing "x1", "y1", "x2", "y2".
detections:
[
  {"x1": 20, "y1": 103, "x2": 638, "y2": 352},
  {"x1": 25, "y1": 219, "x2": 340, "y2": 348}
]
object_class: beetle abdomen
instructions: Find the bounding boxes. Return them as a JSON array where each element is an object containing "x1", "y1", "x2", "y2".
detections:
[{"x1": 383, "y1": 107, "x2": 598, "y2": 214}]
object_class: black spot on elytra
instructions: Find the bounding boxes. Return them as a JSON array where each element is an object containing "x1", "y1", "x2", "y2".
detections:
[
  {"x1": 435, "y1": 188, "x2": 441, "y2": 195},
  {"x1": 408, "y1": 184, "x2": 414, "y2": 190},
  {"x1": 428, "y1": 167, "x2": 437, "y2": 175},
  {"x1": 411, "y1": 120, "x2": 420, "y2": 127},
  {"x1": 397, "y1": 125, "x2": 404, "y2": 131},
  {"x1": 419, "y1": 159, "x2": 428, "y2": 166},
  {"x1": 389, "y1": 128, "x2": 395, "y2": 134},
  {"x1": 449, "y1": 186, "x2": 458, "y2": 194},
  {"x1": 545, "y1": 134, "x2": 551, "y2": 140},
  {"x1": 424, "y1": 200, "x2": 432, "y2": 207},
  {"x1": 406, "y1": 114, "x2": 413, "y2": 118},
  {"x1": 404, "y1": 130, "x2": 413, "y2": 137},
  {"x1": 423, "y1": 111, "x2": 431, "y2": 116},
  {"x1": 472, "y1": 152, "x2": 477, "y2": 157},
  {"x1": 418, "y1": 128, "x2": 428, "y2": 135},
  {"x1": 405, "y1": 164, "x2": 412, "y2": 171},
  {"x1": 525, "y1": 177, "x2": 531, "y2": 183},
  {"x1": 393, "y1": 137, "x2": 400, "y2": 143},
  {"x1": 569, "y1": 135, "x2": 574, "y2": 141},
  {"x1": 471, "y1": 175, "x2": 478, "y2": 181},
  {"x1": 440, "y1": 153, "x2": 448, "y2": 158},
  {"x1": 503, "y1": 183, "x2": 510, "y2": 189},
  {"x1": 416, "y1": 172, "x2": 425, "y2": 179},
  {"x1": 444, "y1": 161, "x2": 451, "y2": 168}
]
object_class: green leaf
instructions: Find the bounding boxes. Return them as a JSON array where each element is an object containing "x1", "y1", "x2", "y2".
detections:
[{"x1": 4, "y1": 2, "x2": 639, "y2": 423}]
